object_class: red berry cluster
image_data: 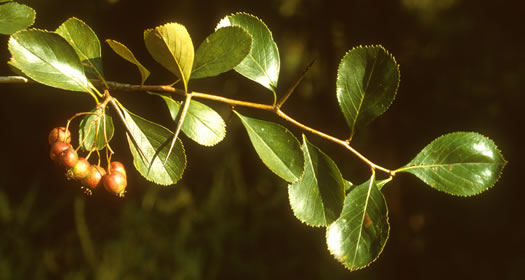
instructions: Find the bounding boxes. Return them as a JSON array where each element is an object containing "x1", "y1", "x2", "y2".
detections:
[{"x1": 48, "y1": 127, "x2": 127, "y2": 196}]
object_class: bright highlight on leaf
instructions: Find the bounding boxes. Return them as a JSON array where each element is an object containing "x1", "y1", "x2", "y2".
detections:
[
  {"x1": 336, "y1": 45, "x2": 399, "y2": 139},
  {"x1": 326, "y1": 175, "x2": 389, "y2": 271},
  {"x1": 236, "y1": 112, "x2": 303, "y2": 182},
  {"x1": 0, "y1": 2, "x2": 35, "y2": 35},
  {"x1": 160, "y1": 95, "x2": 226, "y2": 147},
  {"x1": 120, "y1": 108, "x2": 186, "y2": 186},
  {"x1": 396, "y1": 132, "x2": 506, "y2": 196},
  {"x1": 8, "y1": 29, "x2": 96, "y2": 95},
  {"x1": 106, "y1": 39, "x2": 150, "y2": 84},
  {"x1": 192, "y1": 26, "x2": 252, "y2": 79},
  {"x1": 78, "y1": 108, "x2": 114, "y2": 151},
  {"x1": 217, "y1": 12, "x2": 280, "y2": 93},
  {"x1": 56, "y1": 17, "x2": 104, "y2": 80},
  {"x1": 144, "y1": 23, "x2": 194, "y2": 92},
  {"x1": 288, "y1": 135, "x2": 344, "y2": 226}
]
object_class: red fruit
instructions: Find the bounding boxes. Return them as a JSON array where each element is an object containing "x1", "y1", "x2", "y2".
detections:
[
  {"x1": 102, "y1": 171, "x2": 127, "y2": 196},
  {"x1": 48, "y1": 127, "x2": 71, "y2": 145},
  {"x1": 50, "y1": 142, "x2": 72, "y2": 161},
  {"x1": 69, "y1": 157, "x2": 90, "y2": 180},
  {"x1": 58, "y1": 148, "x2": 78, "y2": 168},
  {"x1": 81, "y1": 165, "x2": 106, "y2": 189},
  {"x1": 109, "y1": 161, "x2": 126, "y2": 177}
]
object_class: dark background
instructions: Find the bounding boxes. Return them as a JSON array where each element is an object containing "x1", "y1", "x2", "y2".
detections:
[{"x1": 0, "y1": 0, "x2": 522, "y2": 279}]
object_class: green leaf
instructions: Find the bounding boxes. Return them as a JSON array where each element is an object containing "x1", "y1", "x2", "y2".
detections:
[
  {"x1": 160, "y1": 95, "x2": 226, "y2": 147},
  {"x1": 0, "y1": 2, "x2": 35, "y2": 35},
  {"x1": 78, "y1": 108, "x2": 114, "y2": 151},
  {"x1": 336, "y1": 45, "x2": 399, "y2": 139},
  {"x1": 8, "y1": 29, "x2": 95, "y2": 94},
  {"x1": 235, "y1": 112, "x2": 303, "y2": 182},
  {"x1": 396, "y1": 132, "x2": 506, "y2": 196},
  {"x1": 56, "y1": 17, "x2": 104, "y2": 79},
  {"x1": 326, "y1": 175, "x2": 389, "y2": 271},
  {"x1": 106, "y1": 39, "x2": 150, "y2": 84},
  {"x1": 144, "y1": 23, "x2": 194, "y2": 92},
  {"x1": 288, "y1": 135, "x2": 344, "y2": 226},
  {"x1": 192, "y1": 26, "x2": 252, "y2": 79},
  {"x1": 217, "y1": 12, "x2": 280, "y2": 92},
  {"x1": 120, "y1": 108, "x2": 186, "y2": 186}
]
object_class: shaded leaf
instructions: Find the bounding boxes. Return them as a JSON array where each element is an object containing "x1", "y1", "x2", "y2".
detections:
[
  {"x1": 236, "y1": 112, "x2": 303, "y2": 182},
  {"x1": 336, "y1": 45, "x2": 399, "y2": 139},
  {"x1": 120, "y1": 108, "x2": 186, "y2": 186},
  {"x1": 144, "y1": 23, "x2": 194, "y2": 92},
  {"x1": 56, "y1": 17, "x2": 103, "y2": 79},
  {"x1": 396, "y1": 132, "x2": 506, "y2": 196},
  {"x1": 288, "y1": 135, "x2": 344, "y2": 226},
  {"x1": 217, "y1": 12, "x2": 280, "y2": 92},
  {"x1": 160, "y1": 95, "x2": 226, "y2": 147},
  {"x1": 192, "y1": 26, "x2": 252, "y2": 79},
  {"x1": 0, "y1": 2, "x2": 35, "y2": 35},
  {"x1": 106, "y1": 39, "x2": 150, "y2": 84},
  {"x1": 8, "y1": 29, "x2": 95, "y2": 94},
  {"x1": 326, "y1": 175, "x2": 389, "y2": 271},
  {"x1": 78, "y1": 108, "x2": 114, "y2": 151}
]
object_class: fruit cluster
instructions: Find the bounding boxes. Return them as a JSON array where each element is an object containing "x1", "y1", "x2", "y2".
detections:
[{"x1": 48, "y1": 127, "x2": 127, "y2": 196}]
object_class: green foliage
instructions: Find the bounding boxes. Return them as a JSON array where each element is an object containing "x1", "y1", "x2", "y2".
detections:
[
  {"x1": 78, "y1": 108, "x2": 114, "y2": 151},
  {"x1": 106, "y1": 39, "x2": 150, "y2": 84},
  {"x1": 144, "y1": 23, "x2": 194, "y2": 92},
  {"x1": 236, "y1": 112, "x2": 304, "y2": 182},
  {"x1": 217, "y1": 12, "x2": 280, "y2": 94},
  {"x1": 121, "y1": 108, "x2": 186, "y2": 186},
  {"x1": 56, "y1": 17, "x2": 104, "y2": 80},
  {"x1": 8, "y1": 29, "x2": 96, "y2": 95},
  {"x1": 160, "y1": 95, "x2": 226, "y2": 147},
  {"x1": 336, "y1": 45, "x2": 399, "y2": 139},
  {"x1": 288, "y1": 135, "x2": 345, "y2": 227},
  {"x1": 396, "y1": 132, "x2": 506, "y2": 196},
  {"x1": 192, "y1": 26, "x2": 252, "y2": 79},
  {"x1": 0, "y1": 2, "x2": 35, "y2": 35}
]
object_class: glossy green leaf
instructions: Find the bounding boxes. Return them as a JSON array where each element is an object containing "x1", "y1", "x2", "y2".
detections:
[
  {"x1": 236, "y1": 112, "x2": 303, "y2": 182},
  {"x1": 0, "y1": 2, "x2": 35, "y2": 35},
  {"x1": 288, "y1": 135, "x2": 344, "y2": 226},
  {"x1": 78, "y1": 108, "x2": 114, "y2": 151},
  {"x1": 336, "y1": 45, "x2": 399, "y2": 139},
  {"x1": 192, "y1": 26, "x2": 252, "y2": 79},
  {"x1": 106, "y1": 39, "x2": 150, "y2": 84},
  {"x1": 326, "y1": 175, "x2": 389, "y2": 271},
  {"x1": 217, "y1": 12, "x2": 280, "y2": 92},
  {"x1": 396, "y1": 132, "x2": 506, "y2": 196},
  {"x1": 144, "y1": 23, "x2": 194, "y2": 92},
  {"x1": 8, "y1": 29, "x2": 95, "y2": 94},
  {"x1": 121, "y1": 108, "x2": 186, "y2": 186},
  {"x1": 160, "y1": 95, "x2": 226, "y2": 147},
  {"x1": 56, "y1": 17, "x2": 103, "y2": 79}
]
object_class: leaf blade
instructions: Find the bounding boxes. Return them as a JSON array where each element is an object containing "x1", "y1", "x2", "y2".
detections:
[
  {"x1": 396, "y1": 132, "x2": 506, "y2": 196},
  {"x1": 0, "y1": 2, "x2": 35, "y2": 35},
  {"x1": 78, "y1": 108, "x2": 114, "y2": 151},
  {"x1": 106, "y1": 39, "x2": 150, "y2": 84}
]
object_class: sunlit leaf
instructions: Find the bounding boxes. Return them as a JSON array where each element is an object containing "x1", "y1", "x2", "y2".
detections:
[
  {"x1": 396, "y1": 132, "x2": 506, "y2": 196},
  {"x1": 144, "y1": 23, "x2": 194, "y2": 92},
  {"x1": 336, "y1": 45, "x2": 399, "y2": 139},
  {"x1": 192, "y1": 26, "x2": 252, "y2": 79},
  {"x1": 236, "y1": 112, "x2": 303, "y2": 182},
  {"x1": 120, "y1": 108, "x2": 186, "y2": 186},
  {"x1": 78, "y1": 108, "x2": 114, "y2": 151},
  {"x1": 326, "y1": 175, "x2": 389, "y2": 271},
  {"x1": 0, "y1": 2, "x2": 35, "y2": 35},
  {"x1": 160, "y1": 95, "x2": 226, "y2": 147},
  {"x1": 56, "y1": 17, "x2": 103, "y2": 79},
  {"x1": 8, "y1": 29, "x2": 95, "y2": 94},
  {"x1": 217, "y1": 12, "x2": 280, "y2": 92},
  {"x1": 106, "y1": 39, "x2": 150, "y2": 84},
  {"x1": 288, "y1": 135, "x2": 344, "y2": 226}
]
